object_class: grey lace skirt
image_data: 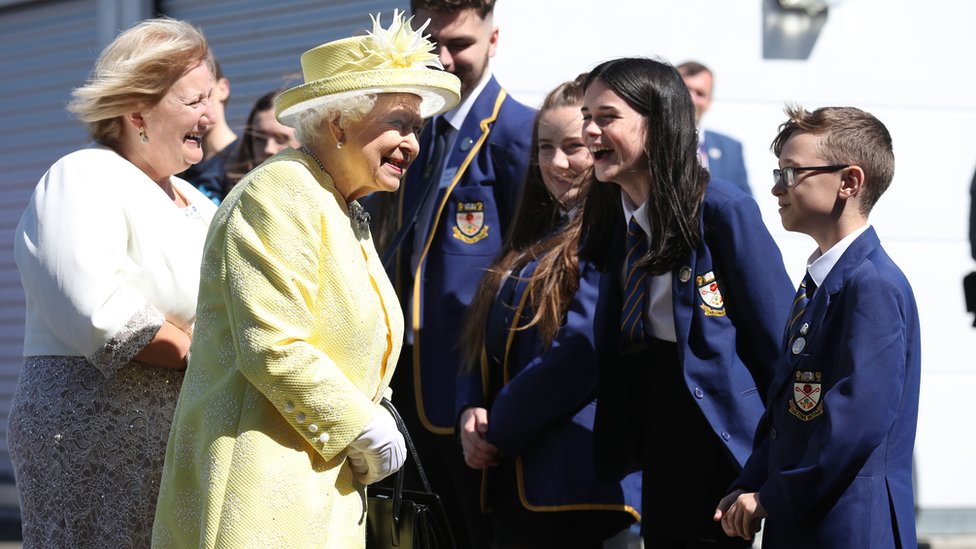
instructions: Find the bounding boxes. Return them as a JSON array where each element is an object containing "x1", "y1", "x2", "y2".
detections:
[{"x1": 7, "y1": 356, "x2": 183, "y2": 548}]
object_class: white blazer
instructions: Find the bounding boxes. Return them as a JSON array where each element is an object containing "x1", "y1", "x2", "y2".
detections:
[{"x1": 14, "y1": 145, "x2": 216, "y2": 370}]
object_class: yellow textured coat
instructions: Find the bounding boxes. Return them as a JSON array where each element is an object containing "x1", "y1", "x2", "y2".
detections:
[{"x1": 152, "y1": 149, "x2": 403, "y2": 548}]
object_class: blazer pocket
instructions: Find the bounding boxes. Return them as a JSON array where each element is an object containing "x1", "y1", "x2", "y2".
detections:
[{"x1": 440, "y1": 186, "x2": 502, "y2": 256}]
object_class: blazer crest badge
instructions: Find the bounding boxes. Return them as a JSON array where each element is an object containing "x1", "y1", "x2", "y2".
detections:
[
  {"x1": 696, "y1": 271, "x2": 726, "y2": 317},
  {"x1": 789, "y1": 370, "x2": 824, "y2": 421},
  {"x1": 452, "y1": 201, "x2": 489, "y2": 244}
]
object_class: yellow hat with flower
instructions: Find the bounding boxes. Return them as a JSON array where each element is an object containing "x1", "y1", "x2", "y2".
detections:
[{"x1": 276, "y1": 10, "x2": 461, "y2": 126}]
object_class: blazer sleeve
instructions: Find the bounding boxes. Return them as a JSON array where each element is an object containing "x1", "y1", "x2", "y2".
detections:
[
  {"x1": 705, "y1": 191, "x2": 793, "y2": 394},
  {"x1": 15, "y1": 156, "x2": 162, "y2": 376},
  {"x1": 456, "y1": 358, "x2": 487, "y2": 417},
  {"x1": 220, "y1": 168, "x2": 376, "y2": 462},
  {"x1": 485, "y1": 263, "x2": 601, "y2": 457},
  {"x1": 758, "y1": 272, "x2": 913, "y2": 525}
]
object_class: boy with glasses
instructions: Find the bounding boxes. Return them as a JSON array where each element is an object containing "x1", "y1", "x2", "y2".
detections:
[{"x1": 714, "y1": 105, "x2": 921, "y2": 549}]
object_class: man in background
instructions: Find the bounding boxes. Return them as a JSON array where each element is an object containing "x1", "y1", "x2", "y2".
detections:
[{"x1": 679, "y1": 60, "x2": 751, "y2": 195}]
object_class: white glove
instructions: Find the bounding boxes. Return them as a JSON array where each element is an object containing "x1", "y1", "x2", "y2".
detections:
[{"x1": 346, "y1": 406, "x2": 406, "y2": 484}]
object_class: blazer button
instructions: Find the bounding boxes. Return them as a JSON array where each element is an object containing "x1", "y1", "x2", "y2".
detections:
[
  {"x1": 308, "y1": 424, "x2": 319, "y2": 433},
  {"x1": 296, "y1": 412, "x2": 306, "y2": 424},
  {"x1": 721, "y1": 432, "x2": 731, "y2": 441},
  {"x1": 284, "y1": 401, "x2": 295, "y2": 413},
  {"x1": 319, "y1": 432, "x2": 330, "y2": 444},
  {"x1": 694, "y1": 387, "x2": 704, "y2": 399},
  {"x1": 770, "y1": 427, "x2": 778, "y2": 440},
  {"x1": 679, "y1": 266, "x2": 692, "y2": 283}
]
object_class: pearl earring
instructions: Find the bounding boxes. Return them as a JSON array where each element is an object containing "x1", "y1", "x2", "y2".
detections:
[{"x1": 336, "y1": 141, "x2": 344, "y2": 150}]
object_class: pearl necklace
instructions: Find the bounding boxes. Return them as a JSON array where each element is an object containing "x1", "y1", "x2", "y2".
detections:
[{"x1": 301, "y1": 145, "x2": 326, "y2": 173}]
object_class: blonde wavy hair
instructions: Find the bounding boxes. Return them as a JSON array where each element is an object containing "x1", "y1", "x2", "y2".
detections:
[{"x1": 67, "y1": 17, "x2": 213, "y2": 145}]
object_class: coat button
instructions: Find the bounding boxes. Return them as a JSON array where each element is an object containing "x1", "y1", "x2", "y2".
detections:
[
  {"x1": 679, "y1": 266, "x2": 692, "y2": 283},
  {"x1": 694, "y1": 387, "x2": 704, "y2": 399},
  {"x1": 308, "y1": 424, "x2": 318, "y2": 433},
  {"x1": 296, "y1": 412, "x2": 306, "y2": 424},
  {"x1": 284, "y1": 401, "x2": 295, "y2": 413},
  {"x1": 721, "y1": 432, "x2": 731, "y2": 441},
  {"x1": 770, "y1": 427, "x2": 778, "y2": 440},
  {"x1": 319, "y1": 432, "x2": 330, "y2": 444}
]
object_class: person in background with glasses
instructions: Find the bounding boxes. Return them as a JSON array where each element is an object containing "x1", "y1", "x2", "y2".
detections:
[{"x1": 715, "y1": 105, "x2": 921, "y2": 549}]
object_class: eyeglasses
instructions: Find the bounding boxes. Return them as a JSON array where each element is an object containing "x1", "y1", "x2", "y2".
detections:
[{"x1": 773, "y1": 164, "x2": 849, "y2": 187}]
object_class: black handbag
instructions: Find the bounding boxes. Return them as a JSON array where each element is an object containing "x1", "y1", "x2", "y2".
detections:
[{"x1": 366, "y1": 398, "x2": 457, "y2": 549}]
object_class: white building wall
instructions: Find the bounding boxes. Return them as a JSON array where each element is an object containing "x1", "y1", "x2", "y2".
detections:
[{"x1": 491, "y1": 0, "x2": 976, "y2": 509}]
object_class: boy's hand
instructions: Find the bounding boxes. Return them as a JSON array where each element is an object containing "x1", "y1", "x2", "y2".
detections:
[{"x1": 714, "y1": 490, "x2": 766, "y2": 540}]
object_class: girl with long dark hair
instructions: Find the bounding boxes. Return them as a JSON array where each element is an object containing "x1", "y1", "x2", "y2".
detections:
[{"x1": 578, "y1": 57, "x2": 794, "y2": 548}]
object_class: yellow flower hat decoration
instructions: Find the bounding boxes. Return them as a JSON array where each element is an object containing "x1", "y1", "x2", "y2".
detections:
[
  {"x1": 358, "y1": 10, "x2": 444, "y2": 71},
  {"x1": 275, "y1": 10, "x2": 460, "y2": 125}
]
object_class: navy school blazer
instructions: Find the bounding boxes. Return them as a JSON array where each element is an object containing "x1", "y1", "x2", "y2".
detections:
[
  {"x1": 734, "y1": 227, "x2": 921, "y2": 549},
  {"x1": 703, "y1": 130, "x2": 750, "y2": 196},
  {"x1": 395, "y1": 76, "x2": 535, "y2": 434},
  {"x1": 592, "y1": 178, "x2": 795, "y2": 481},
  {"x1": 456, "y1": 258, "x2": 641, "y2": 519}
]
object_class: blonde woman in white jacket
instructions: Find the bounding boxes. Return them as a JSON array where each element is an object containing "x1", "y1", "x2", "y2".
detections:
[{"x1": 9, "y1": 18, "x2": 217, "y2": 548}]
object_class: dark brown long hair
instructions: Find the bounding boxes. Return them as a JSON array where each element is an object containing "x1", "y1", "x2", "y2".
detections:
[
  {"x1": 578, "y1": 58, "x2": 709, "y2": 274},
  {"x1": 223, "y1": 90, "x2": 277, "y2": 194},
  {"x1": 460, "y1": 79, "x2": 589, "y2": 372}
]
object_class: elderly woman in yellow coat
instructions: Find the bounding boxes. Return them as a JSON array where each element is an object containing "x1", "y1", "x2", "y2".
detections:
[{"x1": 152, "y1": 12, "x2": 460, "y2": 548}]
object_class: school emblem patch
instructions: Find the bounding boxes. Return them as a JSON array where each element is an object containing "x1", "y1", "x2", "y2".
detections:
[
  {"x1": 452, "y1": 201, "x2": 489, "y2": 244},
  {"x1": 789, "y1": 370, "x2": 824, "y2": 421},
  {"x1": 696, "y1": 271, "x2": 726, "y2": 317}
]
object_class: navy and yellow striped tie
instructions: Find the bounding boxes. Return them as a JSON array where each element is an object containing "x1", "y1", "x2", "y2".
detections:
[
  {"x1": 621, "y1": 216, "x2": 650, "y2": 347},
  {"x1": 786, "y1": 273, "x2": 815, "y2": 344}
]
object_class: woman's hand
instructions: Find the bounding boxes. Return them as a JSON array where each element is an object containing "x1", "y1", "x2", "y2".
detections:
[
  {"x1": 459, "y1": 407, "x2": 499, "y2": 469},
  {"x1": 346, "y1": 406, "x2": 406, "y2": 484},
  {"x1": 134, "y1": 321, "x2": 191, "y2": 370}
]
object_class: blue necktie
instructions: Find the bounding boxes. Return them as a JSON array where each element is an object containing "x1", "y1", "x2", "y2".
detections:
[
  {"x1": 621, "y1": 216, "x2": 650, "y2": 347},
  {"x1": 411, "y1": 116, "x2": 452, "y2": 271},
  {"x1": 786, "y1": 273, "x2": 815, "y2": 345}
]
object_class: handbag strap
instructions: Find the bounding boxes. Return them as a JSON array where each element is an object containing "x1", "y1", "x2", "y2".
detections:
[{"x1": 379, "y1": 397, "x2": 433, "y2": 522}]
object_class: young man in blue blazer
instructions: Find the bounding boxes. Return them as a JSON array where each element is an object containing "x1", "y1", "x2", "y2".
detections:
[
  {"x1": 715, "y1": 106, "x2": 921, "y2": 549},
  {"x1": 384, "y1": 1, "x2": 535, "y2": 547}
]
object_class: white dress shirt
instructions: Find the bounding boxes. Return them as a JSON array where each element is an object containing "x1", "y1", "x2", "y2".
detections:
[
  {"x1": 806, "y1": 224, "x2": 871, "y2": 292},
  {"x1": 621, "y1": 195, "x2": 677, "y2": 343}
]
